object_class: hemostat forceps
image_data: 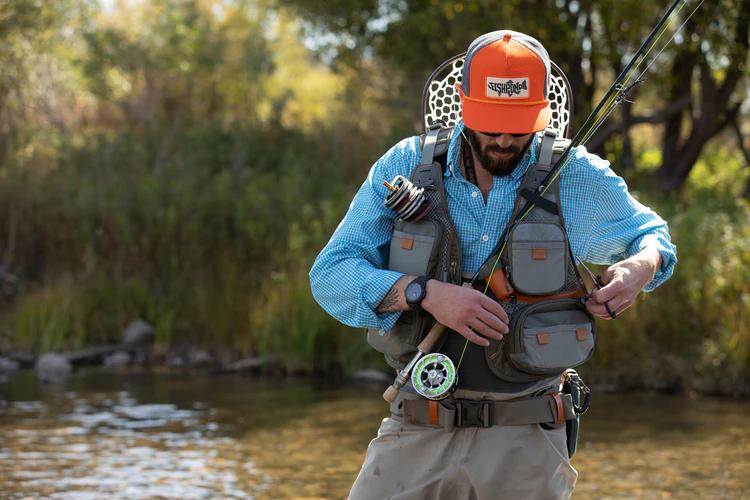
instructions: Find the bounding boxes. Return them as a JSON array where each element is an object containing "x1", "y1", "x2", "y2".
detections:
[{"x1": 576, "y1": 256, "x2": 617, "y2": 320}]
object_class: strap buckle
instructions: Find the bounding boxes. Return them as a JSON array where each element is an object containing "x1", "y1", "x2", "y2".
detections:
[{"x1": 453, "y1": 399, "x2": 494, "y2": 428}]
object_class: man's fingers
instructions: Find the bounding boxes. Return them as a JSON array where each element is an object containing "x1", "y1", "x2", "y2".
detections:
[
  {"x1": 585, "y1": 296, "x2": 633, "y2": 319},
  {"x1": 478, "y1": 294, "x2": 509, "y2": 323},
  {"x1": 475, "y1": 307, "x2": 508, "y2": 335},
  {"x1": 468, "y1": 316, "x2": 505, "y2": 341},
  {"x1": 586, "y1": 302, "x2": 615, "y2": 319},
  {"x1": 459, "y1": 326, "x2": 490, "y2": 347},
  {"x1": 585, "y1": 301, "x2": 615, "y2": 319},
  {"x1": 591, "y1": 278, "x2": 622, "y2": 303},
  {"x1": 599, "y1": 267, "x2": 616, "y2": 285}
]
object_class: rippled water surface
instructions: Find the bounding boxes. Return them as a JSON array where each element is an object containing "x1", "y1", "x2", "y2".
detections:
[{"x1": 1, "y1": 371, "x2": 748, "y2": 499}]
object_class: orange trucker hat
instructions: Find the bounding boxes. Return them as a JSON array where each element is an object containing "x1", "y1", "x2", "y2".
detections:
[{"x1": 458, "y1": 30, "x2": 551, "y2": 134}]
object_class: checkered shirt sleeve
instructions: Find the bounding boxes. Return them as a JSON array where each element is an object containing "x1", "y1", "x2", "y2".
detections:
[{"x1": 310, "y1": 125, "x2": 676, "y2": 330}]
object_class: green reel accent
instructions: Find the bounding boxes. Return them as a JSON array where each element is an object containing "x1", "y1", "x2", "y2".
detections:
[{"x1": 411, "y1": 353, "x2": 457, "y2": 400}]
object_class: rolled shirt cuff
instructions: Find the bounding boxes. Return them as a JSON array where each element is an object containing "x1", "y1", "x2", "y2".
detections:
[
  {"x1": 359, "y1": 270, "x2": 406, "y2": 330},
  {"x1": 628, "y1": 233, "x2": 677, "y2": 292}
]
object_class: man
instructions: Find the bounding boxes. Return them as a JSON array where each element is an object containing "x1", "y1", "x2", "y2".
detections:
[{"x1": 310, "y1": 30, "x2": 676, "y2": 499}]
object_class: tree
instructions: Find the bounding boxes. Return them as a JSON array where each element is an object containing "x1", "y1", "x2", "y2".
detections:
[
  {"x1": 277, "y1": 0, "x2": 749, "y2": 192},
  {"x1": 587, "y1": 0, "x2": 750, "y2": 193}
]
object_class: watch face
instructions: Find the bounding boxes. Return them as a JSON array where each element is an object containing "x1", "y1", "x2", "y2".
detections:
[{"x1": 405, "y1": 282, "x2": 423, "y2": 302}]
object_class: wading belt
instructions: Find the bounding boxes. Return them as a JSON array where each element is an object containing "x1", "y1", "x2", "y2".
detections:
[{"x1": 396, "y1": 393, "x2": 575, "y2": 430}]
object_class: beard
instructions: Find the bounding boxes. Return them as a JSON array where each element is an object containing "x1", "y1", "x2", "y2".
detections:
[{"x1": 466, "y1": 129, "x2": 530, "y2": 177}]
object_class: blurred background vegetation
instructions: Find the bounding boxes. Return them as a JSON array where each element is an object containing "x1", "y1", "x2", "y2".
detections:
[{"x1": 0, "y1": 0, "x2": 748, "y2": 396}]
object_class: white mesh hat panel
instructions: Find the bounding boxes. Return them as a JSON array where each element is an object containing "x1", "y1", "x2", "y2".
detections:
[{"x1": 423, "y1": 54, "x2": 571, "y2": 138}]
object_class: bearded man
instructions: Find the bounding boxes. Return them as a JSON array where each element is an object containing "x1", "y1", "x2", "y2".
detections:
[{"x1": 310, "y1": 30, "x2": 676, "y2": 500}]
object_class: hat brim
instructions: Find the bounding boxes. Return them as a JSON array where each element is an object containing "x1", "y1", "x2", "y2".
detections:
[{"x1": 459, "y1": 88, "x2": 551, "y2": 134}]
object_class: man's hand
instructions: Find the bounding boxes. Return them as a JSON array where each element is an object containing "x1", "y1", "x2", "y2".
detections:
[
  {"x1": 585, "y1": 247, "x2": 662, "y2": 319},
  {"x1": 422, "y1": 280, "x2": 508, "y2": 347}
]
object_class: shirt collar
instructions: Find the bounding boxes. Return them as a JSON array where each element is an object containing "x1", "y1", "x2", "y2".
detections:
[{"x1": 445, "y1": 120, "x2": 540, "y2": 182}]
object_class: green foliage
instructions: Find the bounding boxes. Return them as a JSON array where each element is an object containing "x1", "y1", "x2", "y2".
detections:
[
  {"x1": 584, "y1": 165, "x2": 750, "y2": 396},
  {"x1": 0, "y1": 0, "x2": 747, "y2": 395},
  {"x1": 11, "y1": 280, "x2": 86, "y2": 352}
]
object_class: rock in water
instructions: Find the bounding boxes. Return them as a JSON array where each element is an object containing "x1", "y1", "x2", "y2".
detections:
[
  {"x1": 123, "y1": 319, "x2": 155, "y2": 347},
  {"x1": 0, "y1": 357, "x2": 19, "y2": 375},
  {"x1": 0, "y1": 356, "x2": 20, "y2": 382},
  {"x1": 187, "y1": 347, "x2": 214, "y2": 368},
  {"x1": 103, "y1": 351, "x2": 131, "y2": 369},
  {"x1": 35, "y1": 353, "x2": 72, "y2": 383}
]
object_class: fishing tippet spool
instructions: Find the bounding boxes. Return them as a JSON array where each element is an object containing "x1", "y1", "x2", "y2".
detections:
[
  {"x1": 411, "y1": 352, "x2": 458, "y2": 400},
  {"x1": 383, "y1": 176, "x2": 431, "y2": 222}
]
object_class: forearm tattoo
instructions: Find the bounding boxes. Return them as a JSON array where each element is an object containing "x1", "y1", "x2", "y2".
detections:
[{"x1": 376, "y1": 287, "x2": 401, "y2": 313}]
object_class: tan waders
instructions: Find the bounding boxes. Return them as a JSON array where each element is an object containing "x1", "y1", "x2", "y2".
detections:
[{"x1": 349, "y1": 389, "x2": 577, "y2": 500}]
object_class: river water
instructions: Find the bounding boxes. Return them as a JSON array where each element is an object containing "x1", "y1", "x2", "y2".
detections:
[{"x1": 1, "y1": 371, "x2": 748, "y2": 499}]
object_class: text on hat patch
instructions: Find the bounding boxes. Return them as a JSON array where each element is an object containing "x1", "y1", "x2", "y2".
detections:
[{"x1": 486, "y1": 77, "x2": 529, "y2": 99}]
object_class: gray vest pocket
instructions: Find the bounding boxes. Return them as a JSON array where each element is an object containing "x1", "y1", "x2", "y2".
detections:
[
  {"x1": 508, "y1": 222, "x2": 568, "y2": 295},
  {"x1": 508, "y1": 299, "x2": 595, "y2": 375},
  {"x1": 388, "y1": 219, "x2": 442, "y2": 277},
  {"x1": 370, "y1": 217, "x2": 443, "y2": 369},
  {"x1": 486, "y1": 299, "x2": 595, "y2": 382},
  {"x1": 512, "y1": 323, "x2": 594, "y2": 373}
]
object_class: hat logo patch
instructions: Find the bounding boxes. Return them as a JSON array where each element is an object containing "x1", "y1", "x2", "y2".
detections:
[{"x1": 486, "y1": 77, "x2": 529, "y2": 99}]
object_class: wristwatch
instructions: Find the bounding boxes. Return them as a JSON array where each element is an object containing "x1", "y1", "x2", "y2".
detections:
[{"x1": 405, "y1": 275, "x2": 430, "y2": 310}]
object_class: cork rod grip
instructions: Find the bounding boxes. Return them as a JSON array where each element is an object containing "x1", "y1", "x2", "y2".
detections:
[{"x1": 417, "y1": 322, "x2": 447, "y2": 353}]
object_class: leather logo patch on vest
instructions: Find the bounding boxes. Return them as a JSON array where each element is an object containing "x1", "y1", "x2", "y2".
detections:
[
  {"x1": 536, "y1": 332, "x2": 550, "y2": 345},
  {"x1": 532, "y1": 247, "x2": 547, "y2": 260},
  {"x1": 576, "y1": 328, "x2": 587, "y2": 341},
  {"x1": 400, "y1": 238, "x2": 414, "y2": 250}
]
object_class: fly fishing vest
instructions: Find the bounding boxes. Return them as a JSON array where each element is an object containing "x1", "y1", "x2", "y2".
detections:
[{"x1": 367, "y1": 126, "x2": 596, "y2": 394}]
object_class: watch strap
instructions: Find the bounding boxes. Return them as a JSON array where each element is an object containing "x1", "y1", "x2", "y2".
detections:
[{"x1": 406, "y1": 275, "x2": 430, "y2": 310}]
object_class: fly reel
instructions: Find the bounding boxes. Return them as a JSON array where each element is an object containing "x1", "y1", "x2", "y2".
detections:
[
  {"x1": 411, "y1": 352, "x2": 457, "y2": 400},
  {"x1": 383, "y1": 176, "x2": 431, "y2": 222}
]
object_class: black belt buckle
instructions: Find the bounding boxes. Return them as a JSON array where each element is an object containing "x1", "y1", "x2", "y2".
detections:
[{"x1": 453, "y1": 400, "x2": 494, "y2": 428}]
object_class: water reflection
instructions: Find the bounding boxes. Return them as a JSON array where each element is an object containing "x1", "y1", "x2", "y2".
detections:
[{"x1": 1, "y1": 371, "x2": 748, "y2": 499}]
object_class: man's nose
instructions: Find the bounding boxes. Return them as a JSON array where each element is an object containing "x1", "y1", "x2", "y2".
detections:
[{"x1": 495, "y1": 134, "x2": 515, "y2": 148}]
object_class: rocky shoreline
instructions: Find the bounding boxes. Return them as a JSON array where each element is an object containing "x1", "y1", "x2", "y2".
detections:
[
  {"x1": 0, "y1": 318, "x2": 395, "y2": 386},
  {"x1": 2, "y1": 318, "x2": 748, "y2": 398}
]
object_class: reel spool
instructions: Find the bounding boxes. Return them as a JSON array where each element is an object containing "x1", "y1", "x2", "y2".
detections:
[
  {"x1": 383, "y1": 176, "x2": 431, "y2": 222},
  {"x1": 411, "y1": 352, "x2": 458, "y2": 400}
]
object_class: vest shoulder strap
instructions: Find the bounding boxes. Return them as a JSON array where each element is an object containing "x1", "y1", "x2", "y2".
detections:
[
  {"x1": 512, "y1": 128, "x2": 573, "y2": 223},
  {"x1": 413, "y1": 125, "x2": 453, "y2": 190}
]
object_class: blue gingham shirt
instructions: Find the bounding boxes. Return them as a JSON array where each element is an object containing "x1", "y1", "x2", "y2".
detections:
[{"x1": 310, "y1": 121, "x2": 677, "y2": 331}]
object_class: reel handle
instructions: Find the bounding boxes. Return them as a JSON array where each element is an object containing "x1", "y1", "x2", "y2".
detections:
[{"x1": 383, "y1": 321, "x2": 447, "y2": 403}]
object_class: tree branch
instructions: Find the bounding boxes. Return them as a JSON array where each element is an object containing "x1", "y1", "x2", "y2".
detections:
[
  {"x1": 586, "y1": 93, "x2": 691, "y2": 151},
  {"x1": 733, "y1": 120, "x2": 750, "y2": 198}
]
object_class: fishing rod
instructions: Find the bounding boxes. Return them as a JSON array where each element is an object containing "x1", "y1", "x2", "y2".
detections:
[{"x1": 475, "y1": 0, "x2": 705, "y2": 287}]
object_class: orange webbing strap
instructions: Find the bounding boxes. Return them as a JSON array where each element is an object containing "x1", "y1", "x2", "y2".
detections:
[
  {"x1": 514, "y1": 289, "x2": 586, "y2": 304},
  {"x1": 428, "y1": 400, "x2": 440, "y2": 426},
  {"x1": 551, "y1": 393, "x2": 565, "y2": 426}
]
